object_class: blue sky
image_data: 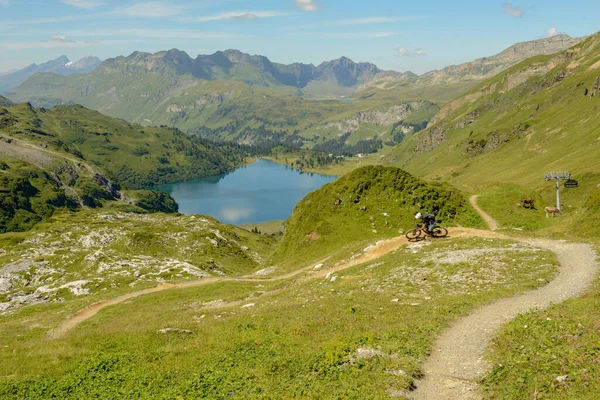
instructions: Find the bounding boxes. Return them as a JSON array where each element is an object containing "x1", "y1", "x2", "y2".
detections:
[{"x1": 0, "y1": 0, "x2": 599, "y2": 74}]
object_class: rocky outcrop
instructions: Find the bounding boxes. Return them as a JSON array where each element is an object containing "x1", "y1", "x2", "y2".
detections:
[
  {"x1": 325, "y1": 101, "x2": 430, "y2": 133},
  {"x1": 414, "y1": 125, "x2": 447, "y2": 154}
]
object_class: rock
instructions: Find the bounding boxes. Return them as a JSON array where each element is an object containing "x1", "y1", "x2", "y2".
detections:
[
  {"x1": 158, "y1": 328, "x2": 192, "y2": 334},
  {"x1": 313, "y1": 263, "x2": 323, "y2": 270},
  {"x1": 334, "y1": 198, "x2": 342, "y2": 206},
  {"x1": 241, "y1": 303, "x2": 255, "y2": 308},
  {"x1": 555, "y1": 375, "x2": 568, "y2": 383}
]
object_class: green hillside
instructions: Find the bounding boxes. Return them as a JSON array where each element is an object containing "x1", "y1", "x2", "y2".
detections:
[
  {"x1": 270, "y1": 166, "x2": 483, "y2": 269},
  {"x1": 383, "y1": 33, "x2": 600, "y2": 234},
  {"x1": 8, "y1": 71, "x2": 437, "y2": 153},
  {"x1": 0, "y1": 102, "x2": 249, "y2": 231}
]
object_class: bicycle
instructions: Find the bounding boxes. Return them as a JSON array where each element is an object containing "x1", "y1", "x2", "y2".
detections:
[{"x1": 405, "y1": 223, "x2": 448, "y2": 241}]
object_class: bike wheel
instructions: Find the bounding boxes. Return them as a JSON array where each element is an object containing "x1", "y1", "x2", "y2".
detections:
[
  {"x1": 405, "y1": 228, "x2": 421, "y2": 241},
  {"x1": 431, "y1": 227, "x2": 448, "y2": 238}
]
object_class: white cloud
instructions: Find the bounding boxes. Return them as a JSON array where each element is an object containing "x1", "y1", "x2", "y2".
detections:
[
  {"x1": 183, "y1": 11, "x2": 287, "y2": 23},
  {"x1": 295, "y1": 0, "x2": 317, "y2": 12},
  {"x1": 110, "y1": 1, "x2": 186, "y2": 18},
  {"x1": 502, "y1": 2, "x2": 523, "y2": 18},
  {"x1": 546, "y1": 27, "x2": 558, "y2": 38},
  {"x1": 60, "y1": 0, "x2": 103, "y2": 9},
  {"x1": 50, "y1": 35, "x2": 76, "y2": 43},
  {"x1": 397, "y1": 47, "x2": 426, "y2": 57}
]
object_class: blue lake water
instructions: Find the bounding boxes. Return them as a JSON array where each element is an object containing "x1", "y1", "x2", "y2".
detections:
[{"x1": 155, "y1": 159, "x2": 337, "y2": 225}]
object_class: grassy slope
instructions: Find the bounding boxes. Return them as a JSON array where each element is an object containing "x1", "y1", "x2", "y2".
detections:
[
  {"x1": 482, "y1": 249, "x2": 600, "y2": 399},
  {"x1": 270, "y1": 166, "x2": 483, "y2": 270},
  {"x1": 0, "y1": 236, "x2": 559, "y2": 399},
  {"x1": 3, "y1": 103, "x2": 246, "y2": 188},
  {"x1": 0, "y1": 103, "x2": 248, "y2": 231},
  {"x1": 383, "y1": 34, "x2": 600, "y2": 237}
]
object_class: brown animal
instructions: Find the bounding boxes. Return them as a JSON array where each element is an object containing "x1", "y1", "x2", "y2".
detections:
[
  {"x1": 545, "y1": 206, "x2": 562, "y2": 218},
  {"x1": 520, "y1": 197, "x2": 536, "y2": 209}
]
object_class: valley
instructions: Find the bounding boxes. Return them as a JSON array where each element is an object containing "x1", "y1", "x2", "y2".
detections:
[{"x1": 1, "y1": 7, "x2": 600, "y2": 399}]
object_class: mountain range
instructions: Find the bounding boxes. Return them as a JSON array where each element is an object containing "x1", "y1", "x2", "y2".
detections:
[
  {"x1": 5, "y1": 34, "x2": 582, "y2": 156},
  {"x1": 0, "y1": 55, "x2": 101, "y2": 94}
]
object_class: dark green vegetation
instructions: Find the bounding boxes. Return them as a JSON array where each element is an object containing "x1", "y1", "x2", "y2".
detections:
[
  {"x1": 0, "y1": 236, "x2": 558, "y2": 399},
  {"x1": 271, "y1": 166, "x2": 483, "y2": 268},
  {"x1": 483, "y1": 265, "x2": 600, "y2": 399},
  {"x1": 0, "y1": 102, "x2": 249, "y2": 231}
]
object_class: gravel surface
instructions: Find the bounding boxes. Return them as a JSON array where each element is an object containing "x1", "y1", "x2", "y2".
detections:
[{"x1": 411, "y1": 203, "x2": 599, "y2": 400}]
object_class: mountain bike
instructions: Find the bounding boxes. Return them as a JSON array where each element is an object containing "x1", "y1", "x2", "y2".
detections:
[{"x1": 405, "y1": 223, "x2": 448, "y2": 241}]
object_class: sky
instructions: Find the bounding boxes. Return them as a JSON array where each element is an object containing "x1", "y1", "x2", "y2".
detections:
[{"x1": 0, "y1": 0, "x2": 599, "y2": 75}]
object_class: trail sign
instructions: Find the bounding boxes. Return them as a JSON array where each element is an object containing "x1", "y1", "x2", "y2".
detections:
[{"x1": 564, "y1": 179, "x2": 579, "y2": 188}]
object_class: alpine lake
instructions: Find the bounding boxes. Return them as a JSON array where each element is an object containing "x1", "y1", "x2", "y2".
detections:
[{"x1": 155, "y1": 159, "x2": 337, "y2": 225}]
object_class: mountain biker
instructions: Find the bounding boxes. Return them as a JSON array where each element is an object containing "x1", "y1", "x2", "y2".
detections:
[{"x1": 414, "y1": 211, "x2": 436, "y2": 234}]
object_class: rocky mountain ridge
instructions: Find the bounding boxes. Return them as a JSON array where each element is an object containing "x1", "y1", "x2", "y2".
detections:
[
  {"x1": 360, "y1": 34, "x2": 583, "y2": 92},
  {"x1": 98, "y1": 49, "x2": 383, "y2": 95}
]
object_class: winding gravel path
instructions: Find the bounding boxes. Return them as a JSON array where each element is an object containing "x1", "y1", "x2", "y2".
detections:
[{"x1": 411, "y1": 199, "x2": 599, "y2": 399}]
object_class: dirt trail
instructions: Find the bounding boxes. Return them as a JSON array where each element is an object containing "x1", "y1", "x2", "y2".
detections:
[
  {"x1": 410, "y1": 199, "x2": 600, "y2": 399},
  {"x1": 470, "y1": 195, "x2": 498, "y2": 230},
  {"x1": 45, "y1": 227, "x2": 531, "y2": 340}
]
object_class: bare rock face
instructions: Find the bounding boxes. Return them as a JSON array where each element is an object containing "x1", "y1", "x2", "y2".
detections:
[
  {"x1": 325, "y1": 101, "x2": 429, "y2": 134},
  {"x1": 414, "y1": 125, "x2": 447, "y2": 154},
  {"x1": 417, "y1": 34, "x2": 583, "y2": 87}
]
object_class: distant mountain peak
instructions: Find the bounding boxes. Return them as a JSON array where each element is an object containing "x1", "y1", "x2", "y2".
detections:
[{"x1": 0, "y1": 54, "x2": 101, "y2": 94}]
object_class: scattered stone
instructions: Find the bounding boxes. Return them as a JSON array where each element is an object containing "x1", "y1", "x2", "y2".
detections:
[
  {"x1": 385, "y1": 388, "x2": 406, "y2": 398},
  {"x1": 391, "y1": 298, "x2": 399, "y2": 302},
  {"x1": 354, "y1": 346, "x2": 386, "y2": 360},
  {"x1": 158, "y1": 328, "x2": 192, "y2": 334},
  {"x1": 385, "y1": 369, "x2": 408, "y2": 377},
  {"x1": 305, "y1": 232, "x2": 321, "y2": 241},
  {"x1": 313, "y1": 263, "x2": 323, "y2": 270},
  {"x1": 254, "y1": 267, "x2": 276, "y2": 276},
  {"x1": 241, "y1": 303, "x2": 255, "y2": 308},
  {"x1": 555, "y1": 375, "x2": 569, "y2": 383}
]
